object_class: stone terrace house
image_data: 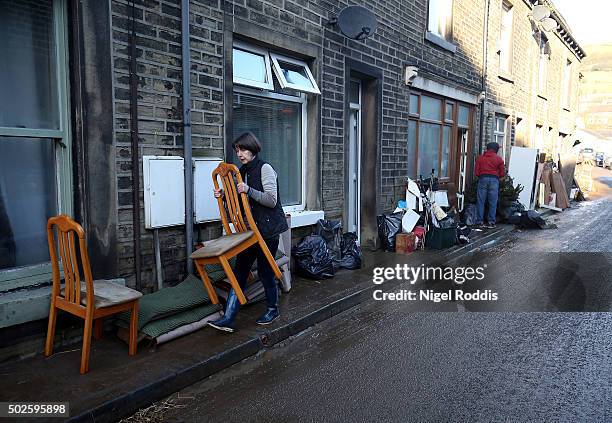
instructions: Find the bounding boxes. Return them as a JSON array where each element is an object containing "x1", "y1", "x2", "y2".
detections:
[
  {"x1": 481, "y1": 0, "x2": 585, "y2": 162},
  {"x1": 0, "y1": 0, "x2": 582, "y2": 346}
]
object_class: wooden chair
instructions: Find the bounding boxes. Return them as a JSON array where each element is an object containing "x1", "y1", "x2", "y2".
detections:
[
  {"x1": 191, "y1": 162, "x2": 282, "y2": 305},
  {"x1": 44, "y1": 215, "x2": 142, "y2": 374}
]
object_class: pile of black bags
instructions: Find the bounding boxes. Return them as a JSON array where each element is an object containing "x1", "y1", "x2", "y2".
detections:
[{"x1": 291, "y1": 220, "x2": 363, "y2": 279}]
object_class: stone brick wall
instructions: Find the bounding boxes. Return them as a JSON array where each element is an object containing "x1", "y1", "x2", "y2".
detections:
[
  {"x1": 111, "y1": 0, "x2": 224, "y2": 290},
  {"x1": 107, "y1": 0, "x2": 511, "y2": 290},
  {"x1": 483, "y1": 0, "x2": 582, "y2": 161}
]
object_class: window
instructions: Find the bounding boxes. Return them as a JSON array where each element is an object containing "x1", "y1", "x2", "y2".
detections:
[
  {"x1": 407, "y1": 93, "x2": 470, "y2": 179},
  {"x1": 562, "y1": 59, "x2": 572, "y2": 109},
  {"x1": 232, "y1": 42, "x2": 318, "y2": 212},
  {"x1": 493, "y1": 115, "x2": 509, "y2": 159},
  {"x1": 538, "y1": 34, "x2": 549, "y2": 94},
  {"x1": 233, "y1": 42, "x2": 274, "y2": 90},
  {"x1": 232, "y1": 93, "x2": 305, "y2": 208},
  {"x1": 0, "y1": 0, "x2": 72, "y2": 290},
  {"x1": 499, "y1": 1, "x2": 513, "y2": 74},
  {"x1": 535, "y1": 125, "x2": 544, "y2": 150},
  {"x1": 270, "y1": 53, "x2": 320, "y2": 95},
  {"x1": 557, "y1": 132, "x2": 567, "y2": 154},
  {"x1": 428, "y1": 0, "x2": 453, "y2": 41}
]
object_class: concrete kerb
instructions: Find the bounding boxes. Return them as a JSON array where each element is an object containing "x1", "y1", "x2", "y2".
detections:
[{"x1": 67, "y1": 226, "x2": 514, "y2": 423}]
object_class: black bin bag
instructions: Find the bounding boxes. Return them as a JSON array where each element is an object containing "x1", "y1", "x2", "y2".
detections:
[
  {"x1": 339, "y1": 232, "x2": 362, "y2": 270},
  {"x1": 291, "y1": 235, "x2": 335, "y2": 279},
  {"x1": 377, "y1": 212, "x2": 403, "y2": 252},
  {"x1": 315, "y1": 219, "x2": 342, "y2": 260}
]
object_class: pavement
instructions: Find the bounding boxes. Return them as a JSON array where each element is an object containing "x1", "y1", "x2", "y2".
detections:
[{"x1": 0, "y1": 224, "x2": 513, "y2": 423}]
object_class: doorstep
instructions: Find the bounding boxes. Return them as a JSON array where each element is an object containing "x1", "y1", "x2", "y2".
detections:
[{"x1": 0, "y1": 225, "x2": 512, "y2": 423}]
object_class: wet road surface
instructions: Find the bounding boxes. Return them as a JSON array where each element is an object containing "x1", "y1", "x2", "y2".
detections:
[
  {"x1": 143, "y1": 311, "x2": 612, "y2": 422},
  {"x1": 126, "y1": 167, "x2": 612, "y2": 422}
]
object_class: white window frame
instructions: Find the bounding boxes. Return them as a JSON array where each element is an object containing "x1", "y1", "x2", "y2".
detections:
[
  {"x1": 232, "y1": 41, "x2": 274, "y2": 91},
  {"x1": 427, "y1": 0, "x2": 453, "y2": 41},
  {"x1": 0, "y1": 0, "x2": 72, "y2": 291},
  {"x1": 493, "y1": 115, "x2": 509, "y2": 159},
  {"x1": 538, "y1": 35, "x2": 549, "y2": 95},
  {"x1": 233, "y1": 86, "x2": 308, "y2": 213},
  {"x1": 562, "y1": 58, "x2": 572, "y2": 109},
  {"x1": 499, "y1": 1, "x2": 513, "y2": 74},
  {"x1": 270, "y1": 53, "x2": 321, "y2": 95}
]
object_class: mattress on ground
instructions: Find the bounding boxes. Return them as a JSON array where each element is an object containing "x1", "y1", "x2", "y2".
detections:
[
  {"x1": 117, "y1": 302, "x2": 222, "y2": 339},
  {"x1": 115, "y1": 274, "x2": 221, "y2": 330}
]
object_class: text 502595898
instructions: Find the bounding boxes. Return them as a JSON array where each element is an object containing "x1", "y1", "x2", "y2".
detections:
[{"x1": 0, "y1": 402, "x2": 69, "y2": 418}]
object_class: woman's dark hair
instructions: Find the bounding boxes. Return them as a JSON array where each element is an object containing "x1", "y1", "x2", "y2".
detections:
[{"x1": 232, "y1": 131, "x2": 261, "y2": 155}]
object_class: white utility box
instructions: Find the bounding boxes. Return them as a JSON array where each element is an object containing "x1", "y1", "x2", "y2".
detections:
[
  {"x1": 193, "y1": 157, "x2": 223, "y2": 223},
  {"x1": 143, "y1": 156, "x2": 185, "y2": 229}
]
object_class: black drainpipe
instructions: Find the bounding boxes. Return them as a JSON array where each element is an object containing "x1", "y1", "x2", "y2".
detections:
[
  {"x1": 129, "y1": 0, "x2": 142, "y2": 290},
  {"x1": 182, "y1": 0, "x2": 194, "y2": 274},
  {"x1": 479, "y1": 0, "x2": 491, "y2": 155}
]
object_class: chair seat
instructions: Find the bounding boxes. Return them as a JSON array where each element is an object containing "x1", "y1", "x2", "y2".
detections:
[
  {"x1": 61, "y1": 280, "x2": 143, "y2": 308},
  {"x1": 190, "y1": 231, "x2": 254, "y2": 259}
]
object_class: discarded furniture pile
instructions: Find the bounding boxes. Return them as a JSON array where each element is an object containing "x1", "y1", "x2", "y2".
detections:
[{"x1": 377, "y1": 172, "x2": 468, "y2": 254}]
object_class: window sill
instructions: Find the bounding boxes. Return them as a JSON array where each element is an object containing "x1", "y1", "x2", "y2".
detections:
[
  {"x1": 425, "y1": 31, "x2": 457, "y2": 53},
  {"x1": 498, "y1": 73, "x2": 514, "y2": 83},
  {"x1": 287, "y1": 210, "x2": 324, "y2": 228}
]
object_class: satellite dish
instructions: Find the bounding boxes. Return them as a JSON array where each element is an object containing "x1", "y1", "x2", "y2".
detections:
[
  {"x1": 540, "y1": 17, "x2": 557, "y2": 32},
  {"x1": 332, "y1": 6, "x2": 378, "y2": 41},
  {"x1": 532, "y1": 5, "x2": 550, "y2": 21}
]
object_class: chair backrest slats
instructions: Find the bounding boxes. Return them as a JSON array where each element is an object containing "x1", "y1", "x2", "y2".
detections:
[
  {"x1": 59, "y1": 231, "x2": 74, "y2": 302},
  {"x1": 69, "y1": 231, "x2": 82, "y2": 305},
  {"x1": 47, "y1": 215, "x2": 94, "y2": 308},
  {"x1": 212, "y1": 163, "x2": 262, "y2": 237}
]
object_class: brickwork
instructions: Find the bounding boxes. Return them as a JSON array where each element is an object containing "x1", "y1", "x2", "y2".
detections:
[
  {"x1": 483, "y1": 0, "x2": 582, "y2": 161},
  {"x1": 108, "y1": 0, "x2": 582, "y2": 290},
  {"x1": 111, "y1": 0, "x2": 224, "y2": 289}
]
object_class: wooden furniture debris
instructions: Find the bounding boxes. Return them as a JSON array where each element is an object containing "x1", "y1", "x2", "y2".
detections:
[
  {"x1": 190, "y1": 162, "x2": 282, "y2": 306},
  {"x1": 45, "y1": 215, "x2": 141, "y2": 374},
  {"x1": 550, "y1": 172, "x2": 570, "y2": 209}
]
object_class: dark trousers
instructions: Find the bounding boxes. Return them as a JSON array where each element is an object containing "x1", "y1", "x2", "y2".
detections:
[
  {"x1": 476, "y1": 175, "x2": 500, "y2": 225},
  {"x1": 233, "y1": 235, "x2": 280, "y2": 309}
]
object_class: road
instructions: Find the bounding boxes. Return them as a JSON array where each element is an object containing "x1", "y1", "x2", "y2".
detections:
[{"x1": 125, "y1": 166, "x2": 612, "y2": 423}]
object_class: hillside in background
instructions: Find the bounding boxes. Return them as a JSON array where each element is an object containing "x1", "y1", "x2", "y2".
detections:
[{"x1": 579, "y1": 44, "x2": 612, "y2": 137}]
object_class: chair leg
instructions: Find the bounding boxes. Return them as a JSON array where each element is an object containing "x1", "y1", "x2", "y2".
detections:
[
  {"x1": 128, "y1": 301, "x2": 139, "y2": 356},
  {"x1": 44, "y1": 302, "x2": 58, "y2": 357},
  {"x1": 80, "y1": 311, "x2": 94, "y2": 374},
  {"x1": 219, "y1": 256, "x2": 248, "y2": 305},
  {"x1": 195, "y1": 261, "x2": 220, "y2": 305},
  {"x1": 94, "y1": 318, "x2": 104, "y2": 340},
  {"x1": 257, "y1": 238, "x2": 283, "y2": 280}
]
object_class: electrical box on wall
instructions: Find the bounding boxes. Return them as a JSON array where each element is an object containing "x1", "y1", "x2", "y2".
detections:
[
  {"x1": 143, "y1": 156, "x2": 185, "y2": 229},
  {"x1": 193, "y1": 157, "x2": 223, "y2": 223}
]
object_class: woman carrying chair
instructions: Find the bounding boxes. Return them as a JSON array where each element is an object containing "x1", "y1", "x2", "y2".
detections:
[{"x1": 208, "y1": 132, "x2": 288, "y2": 332}]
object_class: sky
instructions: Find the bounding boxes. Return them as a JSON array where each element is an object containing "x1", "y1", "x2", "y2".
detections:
[{"x1": 552, "y1": 0, "x2": 612, "y2": 46}]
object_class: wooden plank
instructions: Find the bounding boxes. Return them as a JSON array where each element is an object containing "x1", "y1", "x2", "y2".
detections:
[
  {"x1": 558, "y1": 153, "x2": 577, "y2": 198},
  {"x1": 551, "y1": 172, "x2": 570, "y2": 209}
]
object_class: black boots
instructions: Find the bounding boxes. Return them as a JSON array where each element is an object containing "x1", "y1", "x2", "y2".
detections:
[
  {"x1": 209, "y1": 283, "x2": 281, "y2": 331},
  {"x1": 256, "y1": 283, "x2": 280, "y2": 325}
]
